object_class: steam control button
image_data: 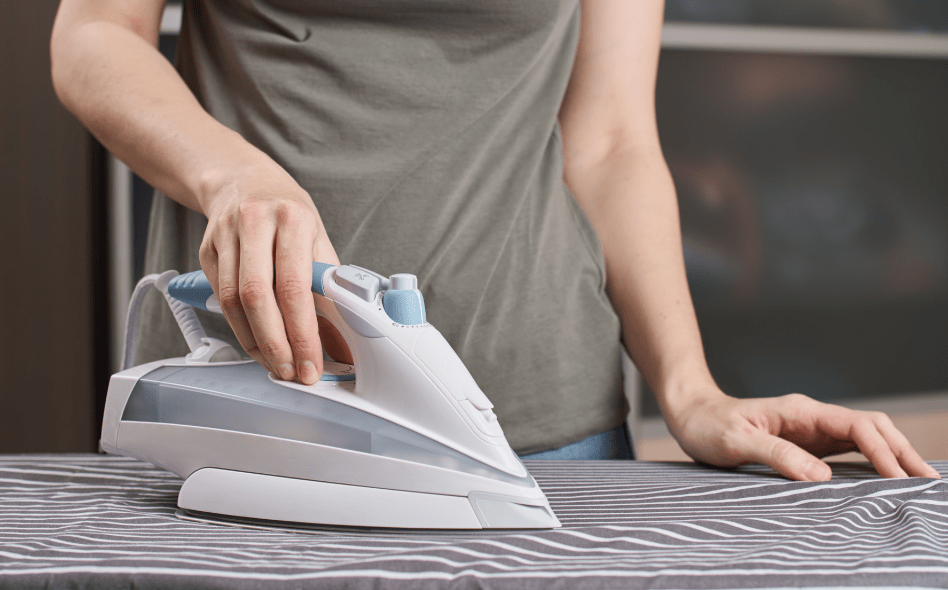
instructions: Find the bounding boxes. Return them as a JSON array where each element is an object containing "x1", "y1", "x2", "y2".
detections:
[
  {"x1": 349, "y1": 265, "x2": 390, "y2": 290},
  {"x1": 335, "y1": 266, "x2": 380, "y2": 302}
]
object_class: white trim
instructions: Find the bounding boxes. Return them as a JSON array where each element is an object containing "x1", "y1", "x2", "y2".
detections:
[
  {"x1": 662, "y1": 23, "x2": 948, "y2": 59},
  {"x1": 108, "y1": 156, "x2": 134, "y2": 374},
  {"x1": 160, "y1": 3, "x2": 182, "y2": 35}
]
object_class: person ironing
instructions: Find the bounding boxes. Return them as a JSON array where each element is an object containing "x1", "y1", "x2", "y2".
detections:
[{"x1": 51, "y1": 0, "x2": 939, "y2": 479}]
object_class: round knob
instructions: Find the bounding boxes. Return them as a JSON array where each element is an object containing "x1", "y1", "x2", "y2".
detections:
[
  {"x1": 389, "y1": 273, "x2": 418, "y2": 290},
  {"x1": 383, "y1": 273, "x2": 426, "y2": 325}
]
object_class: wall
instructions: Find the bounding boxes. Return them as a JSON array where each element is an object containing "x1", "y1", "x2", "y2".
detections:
[{"x1": 0, "y1": 2, "x2": 102, "y2": 452}]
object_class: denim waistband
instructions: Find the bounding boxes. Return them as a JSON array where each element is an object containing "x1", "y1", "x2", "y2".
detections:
[{"x1": 519, "y1": 423, "x2": 634, "y2": 460}]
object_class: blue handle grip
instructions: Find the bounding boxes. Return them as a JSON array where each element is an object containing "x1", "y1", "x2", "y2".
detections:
[
  {"x1": 311, "y1": 261, "x2": 336, "y2": 297},
  {"x1": 167, "y1": 270, "x2": 215, "y2": 311},
  {"x1": 167, "y1": 262, "x2": 338, "y2": 311}
]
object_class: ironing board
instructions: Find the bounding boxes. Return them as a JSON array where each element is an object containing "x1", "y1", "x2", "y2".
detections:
[{"x1": 0, "y1": 455, "x2": 946, "y2": 589}]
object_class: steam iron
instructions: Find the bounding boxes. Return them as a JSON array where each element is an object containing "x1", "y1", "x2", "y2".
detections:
[{"x1": 101, "y1": 262, "x2": 560, "y2": 529}]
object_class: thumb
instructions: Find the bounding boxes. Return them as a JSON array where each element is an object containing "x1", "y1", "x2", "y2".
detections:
[
  {"x1": 737, "y1": 430, "x2": 832, "y2": 482},
  {"x1": 318, "y1": 316, "x2": 353, "y2": 365}
]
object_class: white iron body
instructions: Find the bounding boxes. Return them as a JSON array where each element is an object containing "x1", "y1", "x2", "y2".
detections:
[{"x1": 101, "y1": 264, "x2": 560, "y2": 529}]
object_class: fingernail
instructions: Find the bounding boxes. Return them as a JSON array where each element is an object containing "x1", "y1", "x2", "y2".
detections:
[
  {"x1": 299, "y1": 361, "x2": 318, "y2": 385},
  {"x1": 804, "y1": 462, "x2": 831, "y2": 482},
  {"x1": 278, "y1": 363, "x2": 295, "y2": 381},
  {"x1": 928, "y1": 466, "x2": 941, "y2": 479}
]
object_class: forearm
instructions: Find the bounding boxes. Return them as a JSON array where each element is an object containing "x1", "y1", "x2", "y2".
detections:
[
  {"x1": 51, "y1": 9, "x2": 273, "y2": 214},
  {"x1": 565, "y1": 143, "x2": 720, "y2": 427}
]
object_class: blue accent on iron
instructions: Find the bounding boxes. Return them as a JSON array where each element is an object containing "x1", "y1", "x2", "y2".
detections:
[
  {"x1": 320, "y1": 372, "x2": 356, "y2": 382},
  {"x1": 168, "y1": 263, "x2": 336, "y2": 311},
  {"x1": 167, "y1": 270, "x2": 215, "y2": 311},
  {"x1": 382, "y1": 289, "x2": 426, "y2": 325},
  {"x1": 312, "y1": 262, "x2": 336, "y2": 296}
]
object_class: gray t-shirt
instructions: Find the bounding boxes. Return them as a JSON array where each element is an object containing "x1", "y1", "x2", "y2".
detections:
[{"x1": 136, "y1": 0, "x2": 626, "y2": 453}]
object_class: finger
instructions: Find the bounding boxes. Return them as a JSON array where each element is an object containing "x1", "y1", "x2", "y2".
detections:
[
  {"x1": 848, "y1": 414, "x2": 908, "y2": 478},
  {"x1": 274, "y1": 210, "x2": 322, "y2": 385},
  {"x1": 868, "y1": 412, "x2": 941, "y2": 479},
  {"x1": 318, "y1": 316, "x2": 353, "y2": 365},
  {"x1": 198, "y1": 236, "x2": 220, "y2": 287},
  {"x1": 213, "y1": 240, "x2": 269, "y2": 371},
  {"x1": 737, "y1": 428, "x2": 832, "y2": 482},
  {"x1": 809, "y1": 405, "x2": 907, "y2": 478},
  {"x1": 818, "y1": 440, "x2": 860, "y2": 458},
  {"x1": 238, "y1": 206, "x2": 297, "y2": 381}
]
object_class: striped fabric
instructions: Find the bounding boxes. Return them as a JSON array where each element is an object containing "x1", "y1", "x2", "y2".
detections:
[{"x1": 0, "y1": 454, "x2": 946, "y2": 589}]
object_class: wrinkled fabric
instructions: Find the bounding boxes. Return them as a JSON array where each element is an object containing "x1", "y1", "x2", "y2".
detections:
[{"x1": 4, "y1": 456, "x2": 947, "y2": 589}]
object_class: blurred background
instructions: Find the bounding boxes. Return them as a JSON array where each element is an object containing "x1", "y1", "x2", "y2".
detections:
[{"x1": 1, "y1": 1, "x2": 946, "y2": 458}]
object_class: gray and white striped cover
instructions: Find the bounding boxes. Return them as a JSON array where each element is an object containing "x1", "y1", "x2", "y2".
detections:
[{"x1": 0, "y1": 454, "x2": 946, "y2": 589}]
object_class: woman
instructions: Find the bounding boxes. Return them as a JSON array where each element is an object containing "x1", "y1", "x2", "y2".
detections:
[{"x1": 50, "y1": 0, "x2": 939, "y2": 479}]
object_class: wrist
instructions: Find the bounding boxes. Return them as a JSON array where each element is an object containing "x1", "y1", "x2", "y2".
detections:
[
  {"x1": 195, "y1": 151, "x2": 301, "y2": 217},
  {"x1": 188, "y1": 127, "x2": 284, "y2": 215},
  {"x1": 651, "y1": 361, "x2": 725, "y2": 431}
]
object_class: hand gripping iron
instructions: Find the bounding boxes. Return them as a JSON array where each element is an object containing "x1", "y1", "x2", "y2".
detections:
[{"x1": 101, "y1": 262, "x2": 560, "y2": 529}]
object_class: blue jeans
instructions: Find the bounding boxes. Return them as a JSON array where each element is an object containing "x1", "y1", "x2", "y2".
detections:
[{"x1": 519, "y1": 423, "x2": 634, "y2": 460}]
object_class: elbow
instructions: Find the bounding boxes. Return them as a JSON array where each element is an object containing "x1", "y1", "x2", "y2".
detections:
[
  {"x1": 49, "y1": 24, "x2": 76, "y2": 112},
  {"x1": 49, "y1": 57, "x2": 69, "y2": 111},
  {"x1": 49, "y1": 8, "x2": 99, "y2": 116},
  {"x1": 562, "y1": 126, "x2": 667, "y2": 192}
]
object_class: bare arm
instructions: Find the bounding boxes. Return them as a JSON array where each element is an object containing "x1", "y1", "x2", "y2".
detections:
[
  {"x1": 51, "y1": 0, "x2": 344, "y2": 384},
  {"x1": 560, "y1": 0, "x2": 711, "y2": 427},
  {"x1": 53, "y1": 0, "x2": 244, "y2": 211},
  {"x1": 559, "y1": 0, "x2": 938, "y2": 480}
]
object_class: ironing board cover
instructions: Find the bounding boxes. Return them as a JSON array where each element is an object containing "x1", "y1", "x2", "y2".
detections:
[{"x1": 0, "y1": 455, "x2": 946, "y2": 589}]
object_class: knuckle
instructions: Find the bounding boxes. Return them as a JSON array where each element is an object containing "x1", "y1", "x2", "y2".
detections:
[
  {"x1": 221, "y1": 208, "x2": 239, "y2": 230},
  {"x1": 870, "y1": 411, "x2": 892, "y2": 426},
  {"x1": 850, "y1": 418, "x2": 869, "y2": 439},
  {"x1": 240, "y1": 280, "x2": 272, "y2": 308},
  {"x1": 274, "y1": 277, "x2": 311, "y2": 301},
  {"x1": 770, "y1": 440, "x2": 794, "y2": 467},
  {"x1": 286, "y1": 332, "x2": 317, "y2": 354},
  {"x1": 718, "y1": 434, "x2": 740, "y2": 461},
  {"x1": 198, "y1": 240, "x2": 215, "y2": 264},
  {"x1": 861, "y1": 444, "x2": 882, "y2": 460},
  {"x1": 257, "y1": 339, "x2": 285, "y2": 359},
  {"x1": 276, "y1": 200, "x2": 310, "y2": 225},
  {"x1": 237, "y1": 200, "x2": 267, "y2": 225},
  {"x1": 783, "y1": 392, "x2": 809, "y2": 405},
  {"x1": 217, "y1": 284, "x2": 242, "y2": 311},
  {"x1": 890, "y1": 444, "x2": 908, "y2": 460},
  {"x1": 719, "y1": 425, "x2": 747, "y2": 460}
]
